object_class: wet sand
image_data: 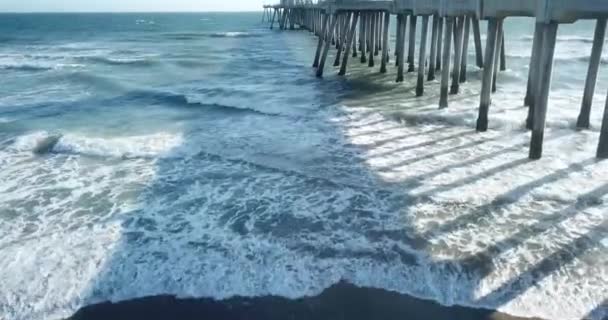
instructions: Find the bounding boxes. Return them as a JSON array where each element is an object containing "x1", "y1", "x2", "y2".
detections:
[{"x1": 67, "y1": 281, "x2": 540, "y2": 320}]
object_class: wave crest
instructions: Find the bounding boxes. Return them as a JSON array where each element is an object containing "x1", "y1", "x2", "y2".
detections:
[
  {"x1": 77, "y1": 56, "x2": 157, "y2": 66},
  {"x1": 520, "y1": 35, "x2": 603, "y2": 44},
  {"x1": 121, "y1": 89, "x2": 291, "y2": 117},
  {"x1": 162, "y1": 31, "x2": 261, "y2": 40},
  {"x1": 9, "y1": 131, "x2": 184, "y2": 159}
]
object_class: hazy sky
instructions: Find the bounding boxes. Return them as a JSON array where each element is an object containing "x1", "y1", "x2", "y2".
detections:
[{"x1": 0, "y1": 0, "x2": 267, "y2": 12}]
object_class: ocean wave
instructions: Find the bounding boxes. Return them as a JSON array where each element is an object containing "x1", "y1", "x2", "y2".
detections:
[
  {"x1": 564, "y1": 55, "x2": 608, "y2": 64},
  {"x1": 389, "y1": 109, "x2": 597, "y2": 132},
  {"x1": 77, "y1": 56, "x2": 158, "y2": 66},
  {"x1": 120, "y1": 89, "x2": 290, "y2": 117},
  {"x1": 135, "y1": 19, "x2": 155, "y2": 25},
  {"x1": 161, "y1": 31, "x2": 261, "y2": 40},
  {"x1": 519, "y1": 35, "x2": 603, "y2": 44},
  {"x1": 209, "y1": 31, "x2": 256, "y2": 38},
  {"x1": 0, "y1": 53, "x2": 88, "y2": 71},
  {"x1": 0, "y1": 62, "x2": 85, "y2": 72},
  {"x1": 0, "y1": 64, "x2": 53, "y2": 72},
  {"x1": 506, "y1": 53, "x2": 608, "y2": 64},
  {"x1": 8, "y1": 131, "x2": 184, "y2": 159}
]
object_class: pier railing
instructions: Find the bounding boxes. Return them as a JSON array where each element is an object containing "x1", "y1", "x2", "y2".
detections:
[{"x1": 262, "y1": 0, "x2": 608, "y2": 160}]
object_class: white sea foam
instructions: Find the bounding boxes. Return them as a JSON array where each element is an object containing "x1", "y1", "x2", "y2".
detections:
[
  {"x1": 208, "y1": 31, "x2": 262, "y2": 38},
  {"x1": 7, "y1": 131, "x2": 184, "y2": 158},
  {"x1": 520, "y1": 35, "x2": 607, "y2": 43},
  {"x1": 0, "y1": 55, "x2": 86, "y2": 71}
]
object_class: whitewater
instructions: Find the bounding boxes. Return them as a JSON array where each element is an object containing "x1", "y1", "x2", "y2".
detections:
[{"x1": 0, "y1": 13, "x2": 606, "y2": 320}]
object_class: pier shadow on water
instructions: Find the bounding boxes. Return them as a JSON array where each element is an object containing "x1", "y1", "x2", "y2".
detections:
[{"x1": 64, "y1": 17, "x2": 607, "y2": 320}]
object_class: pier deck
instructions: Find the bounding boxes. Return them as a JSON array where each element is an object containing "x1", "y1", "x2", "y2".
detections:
[{"x1": 264, "y1": 0, "x2": 608, "y2": 159}]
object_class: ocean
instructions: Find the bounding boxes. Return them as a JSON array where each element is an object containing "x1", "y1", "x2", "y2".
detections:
[{"x1": 0, "y1": 12, "x2": 606, "y2": 320}]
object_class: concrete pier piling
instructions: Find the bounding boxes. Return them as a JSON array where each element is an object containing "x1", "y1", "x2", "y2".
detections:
[
  {"x1": 500, "y1": 37, "x2": 506, "y2": 70},
  {"x1": 313, "y1": 13, "x2": 329, "y2": 68},
  {"x1": 459, "y1": 16, "x2": 470, "y2": 83},
  {"x1": 397, "y1": 14, "x2": 407, "y2": 81},
  {"x1": 368, "y1": 12, "x2": 376, "y2": 67},
  {"x1": 525, "y1": 22, "x2": 543, "y2": 130},
  {"x1": 352, "y1": 17, "x2": 358, "y2": 58},
  {"x1": 360, "y1": 12, "x2": 367, "y2": 63},
  {"x1": 334, "y1": 12, "x2": 351, "y2": 66},
  {"x1": 339, "y1": 11, "x2": 360, "y2": 76},
  {"x1": 476, "y1": 18, "x2": 499, "y2": 132},
  {"x1": 524, "y1": 23, "x2": 542, "y2": 104},
  {"x1": 451, "y1": 16, "x2": 465, "y2": 95},
  {"x1": 439, "y1": 17, "x2": 454, "y2": 109},
  {"x1": 375, "y1": 12, "x2": 381, "y2": 55},
  {"x1": 598, "y1": 89, "x2": 608, "y2": 158},
  {"x1": 407, "y1": 15, "x2": 417, "y2": 72},
  {"x1": 530, "y1": 22, "x2": 559, "y2": 160},
  {"x1": 436, "y1": 17, "x2": 443, "y2": 71},
  {"x1": 491, "y1": 19, "x2": 504, "y2": 93},
  {"x1": 281, "y1": 8, "x2": 288, "y2": 29},
  {"x1": 427, "y1": 14, "x2": 439, "y2": 81},
  {"x1": 316, "y1": 12, "x2": 340, "y2": 78},
  {"x1": 395, "y1": 14, "x2": 403, "y2": 67},
  {"x1": 472, "y1": 17, "x2": 483, "y2": 68},
  {"x1": 577, "y1": 18, "x2": 607, "y2": 129},
  {"x1": 270, "y1": 8, "x2": 277, "y2": 29},
  {"x1": 416, "y1": 15, "x2": 429, "y2": 96},
  {"x1": 265, "y1": 0, "x2": 608, "y2": 159},
  {"x1": 380, "y1": 11, "x2": 391, "y2": 73}
]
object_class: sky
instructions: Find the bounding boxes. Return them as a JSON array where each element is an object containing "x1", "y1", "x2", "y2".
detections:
[{"x1": 0, "y1": 0, "x2": 267, "y2": 12}]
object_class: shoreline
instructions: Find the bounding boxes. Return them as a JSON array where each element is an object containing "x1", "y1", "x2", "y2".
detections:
[{"x1": 67, "y1": 281, "x2": 541, "y2": 320}]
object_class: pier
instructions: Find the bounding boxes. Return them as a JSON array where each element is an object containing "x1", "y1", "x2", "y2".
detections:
[{"x1": 263, "y1": 0, "x2": 608, "y2": 160}]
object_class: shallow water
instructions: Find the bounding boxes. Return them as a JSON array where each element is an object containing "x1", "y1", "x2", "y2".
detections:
[{"x1": 0, "y1": 13, "x2": 607, "y2": 320}]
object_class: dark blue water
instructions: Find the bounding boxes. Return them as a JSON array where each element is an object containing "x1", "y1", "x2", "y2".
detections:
[{"x1": 0, "y1": 13, "x2": 606, "y2": 320}]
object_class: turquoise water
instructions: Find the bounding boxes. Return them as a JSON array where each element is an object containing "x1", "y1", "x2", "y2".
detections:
[{"x1": 0, "y1": 13, "x2": 606, "y2": 320}]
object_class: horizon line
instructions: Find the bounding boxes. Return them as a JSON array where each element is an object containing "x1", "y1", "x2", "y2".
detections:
[{"x1": 0, "y1": 10, "x2": 265, "y2": 14}]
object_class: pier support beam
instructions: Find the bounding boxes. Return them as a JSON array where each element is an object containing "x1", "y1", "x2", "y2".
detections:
[
  {"x1": 598, "y1": 89, "x2": 608, "y2": 158},
  {"x1": 476, "y1": 18, "x2": 499, "y2": 132},
  {"x1": 460, "y1": 16, "x2": 471, "y2": 83},
  {"x1": 395, "y1": 14, "x2": 402, "y2": 67},
  {"x1": 473, "y1": 17, "x2": 483, "y2": 68},
  {"x1": 500, "y1": 37, "x2": 506, "y2": 71},
  {"x1": 316, "y1": 12, "x2": 340, "y2": 78},
  {"x1": 525, "y1": 22, "x2": 544, "y2": 129},
  {"x1": 380, "y1": 12, "x2": 390, "y2": 73},
  {"x1": 417, "y1": 16, "x2": 429, "y2": 96},
  {"x1": 334, "y1": 12, "x2": 352, "y2": 67},
  {"x1": 436, "y1": 17, "x2": 443, "y2": 71},
  {"x1": 270, "y1": 9, "x2": 277, "y2": 29},
  {"x1": 368, "y1": 12, "x2": 376, "y2": 67},
  {"x1": 451, "y1": 16, "x2": 465, "y2": 95},
  {"x1": 492, "y1": 19, "x2": 504, "y2": 93},
  {"x1": 280, "y1": 9, "x2": 288, "y2": 30},
  {"x1": 396, "y1": 14, "x2": 407, "y2": 82},
  {"x1": 313, "y1": 13, "x2": 330, "y2": 68},
  {"x1": 407, "y1": 15, "x2": 418, "y2": 72},
  {"x1": 375, "y1": 12, "x2": 381, "y2": 55},
  {"x1": 428, "y1": 14, "x2": 439, "y2": 81},
  {"x1": 439, "y1": 17, "x2": 454, "y2": 109},
  {"x1": 360, "y1": 12, "x2": 367, "y2": 63},
  {"x1": 352, "y1": 19, "x2": 358, "y2": 58},
  {"x1": 339, "y1": 11, "x2": 360, "y2": 76},
  {"x1": 529, "y1": 22, "x2": 559, "y2": 160},
  {"x1": 577, "y1": 18, "x2": 607, "y2": 129}
]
